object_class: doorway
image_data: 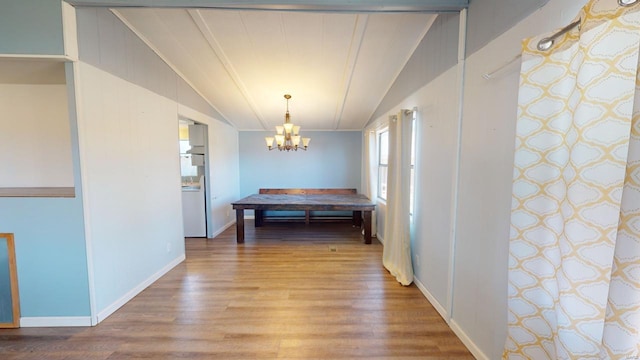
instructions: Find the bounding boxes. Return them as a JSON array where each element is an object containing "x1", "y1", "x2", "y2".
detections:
[{"x1": 179, "y1": 120, "x2": 208, "y2": 237}]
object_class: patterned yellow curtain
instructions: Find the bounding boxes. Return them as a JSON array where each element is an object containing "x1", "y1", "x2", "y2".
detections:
[{"x1": 505, "y1": 0, "x2": 640, "y2": 358}]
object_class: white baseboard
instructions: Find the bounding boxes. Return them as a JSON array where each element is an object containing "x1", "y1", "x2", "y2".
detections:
[
  {"x1": 21, "y1": 316, "x2": 92, "y2": 327},
  {"x1": 450, "y1": 319, "x2": 489, "y2": 360},
  {"x1": 95, "y1": 253, "x2": 185, "y2": 324},
  {"x1": 413, "y1": 277, "x2": 449, "y2": 321},
  {"x1": 210, "y1": 219, "x2": 236, "y2": 239},
  {"x1": 413, "y1": 278, "x2": 487, "y2": 360}
]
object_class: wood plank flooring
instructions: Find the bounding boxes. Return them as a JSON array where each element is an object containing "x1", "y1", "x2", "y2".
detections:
[{"x1": 0, "y1": 221, "x2": 474, "y2": 359}]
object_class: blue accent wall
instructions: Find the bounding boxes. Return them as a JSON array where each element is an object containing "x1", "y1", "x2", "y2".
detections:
[
  {"x1": 239, "y1": 131, "x2": 362, "y2": 197},
  {"x1": 0, "y1": 198, "x2": 90, "y2": 317},
  {"x1": 0, "y1": 0, "x2": 64, "y2": 55}
]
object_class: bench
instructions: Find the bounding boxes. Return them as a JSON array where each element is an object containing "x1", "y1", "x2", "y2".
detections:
[{"x1": 258, "y1": 188, "x2": 357, "y2": 224}]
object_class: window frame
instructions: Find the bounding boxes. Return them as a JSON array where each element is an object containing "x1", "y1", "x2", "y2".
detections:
[
  {"x1": 377, "y1": 128, "x2": 389, "y2": 201},
  {"x1": 409, "y1": 111, "x2": 417, "y2": 218}
]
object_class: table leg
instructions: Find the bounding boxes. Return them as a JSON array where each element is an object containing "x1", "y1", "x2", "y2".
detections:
[
  {"x1": 255, "y1": 210, "x2": 263, "y2": 227},
  {"x1": 352, "y1": 211, "x2": 362, "y2": 227},
  {"x1": 236, "y1": 209, "x2": 245, "y2": 243},
  {"x1": 363, "y1": 211, "x2": 372, "y2": 244}
]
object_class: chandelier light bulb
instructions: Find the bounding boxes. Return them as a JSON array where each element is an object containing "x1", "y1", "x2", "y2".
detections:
[
  {"x1": 265, "y1": 137, "x2": 274, "y2": 149},
  {"x1": 283, "y1": 122, "x2": 294, "y2": 134}
]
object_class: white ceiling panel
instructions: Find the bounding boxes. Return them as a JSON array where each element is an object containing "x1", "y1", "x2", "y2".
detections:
[
  {"x1": 339, "y1": 13, "x2": 436, "y2": 129},
  {"x1": 114, "y1": 8, "x2": 436, "y2": 130}
]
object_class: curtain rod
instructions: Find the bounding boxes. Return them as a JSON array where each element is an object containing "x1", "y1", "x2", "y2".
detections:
[
  {"x1": 483, "y1": 54, "x2": 521, "y2": 80},
  {"x1": 536, "y1": 19, "x2": 580, "y2": 51},
  {"x1": 538, "y1": 0, "x2": 638, "y2": 51},
  {"x1": 484, "y1": 0, "x2": 639, "y2": 79}
]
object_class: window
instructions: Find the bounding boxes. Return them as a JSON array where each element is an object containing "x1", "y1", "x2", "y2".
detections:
[{"x1": 378, "y1": 129, "x2": 389, "y2": 200}]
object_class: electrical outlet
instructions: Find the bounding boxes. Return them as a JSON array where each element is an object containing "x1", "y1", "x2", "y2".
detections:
[
  {"x1": 414, "y1": 254, "x2": 420, "y2": 265},
  {"x1": 166, "y1": 242, "x2": 171, "y2": 253}
]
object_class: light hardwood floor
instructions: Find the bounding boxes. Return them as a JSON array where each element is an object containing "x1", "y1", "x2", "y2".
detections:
[{"x1": 1, "y1": 221, "x2": 474, "y2": 359}]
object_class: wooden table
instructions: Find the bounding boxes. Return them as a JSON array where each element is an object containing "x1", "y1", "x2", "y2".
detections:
[{"x1": 231, "y1": 193, "x2": 376, "y2": 244}]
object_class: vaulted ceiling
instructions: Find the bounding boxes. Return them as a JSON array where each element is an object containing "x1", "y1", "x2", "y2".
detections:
[{"x1": 113, "y1": 8, "x2": 437, "y2": 130}]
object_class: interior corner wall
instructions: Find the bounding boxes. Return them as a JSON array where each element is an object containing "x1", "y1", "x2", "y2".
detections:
[
  {"x1": 238, "y1": 131, "x2": 362, "y2": 198},
  {"x1": 74, "y1": 7, "x2": 234, "y2": 320}
]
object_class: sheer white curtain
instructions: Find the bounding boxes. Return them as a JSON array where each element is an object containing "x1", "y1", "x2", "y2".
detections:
[
  {"x1": 382, "y1": 110, "x2": 413, "y2": 286},
  {"x1": 362, "y1": 130, "x2": 377, "y2": 237}
]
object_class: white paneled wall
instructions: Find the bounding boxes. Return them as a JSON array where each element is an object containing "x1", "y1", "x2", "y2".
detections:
[
  {"x1": 410, "y1": 66, "x2": 460, "y2": 315},
  {"x1": 76, "y1": 62, "x2": 185, "y2": 317},
  {"x1": 205, "y1": 121, "x2": 240, "y2": 235}
]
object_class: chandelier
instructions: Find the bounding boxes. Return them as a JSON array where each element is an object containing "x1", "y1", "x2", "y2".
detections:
[{"x1": 265, "y1": 94, "x2": 310, "y2": 151}]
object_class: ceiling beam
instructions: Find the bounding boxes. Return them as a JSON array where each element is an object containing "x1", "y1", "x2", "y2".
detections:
[
  {"x1": 188, "y1": 9, "x2": 270, "y2": 130},
  {"x1": 66, "y1": 0, "x2": 468, "y2": 13},
  {"x1": 333, "y1": 14, "x2": 368, "y2": 130}
]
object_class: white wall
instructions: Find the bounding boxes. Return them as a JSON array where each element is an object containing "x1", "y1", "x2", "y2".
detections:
[
  {"x1": 206, "y1": 121, "x2": 240, "y2": 236},
  {"x1": 0, "y1": 84, "x2": 74, "y2": 187},
  {"x1": 410, "y1": 66, "x2": 460, "y2": 314},
  {"x1": 76, "y1": 61, "x2": 186, "y2": 318}
]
